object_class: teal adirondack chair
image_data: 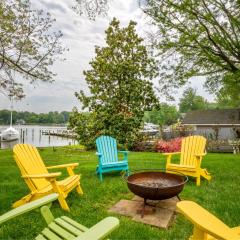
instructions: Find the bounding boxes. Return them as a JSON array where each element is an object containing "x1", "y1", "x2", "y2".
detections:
[
  {"x1": 0, "y1": 193, "x2": 119, "y2": 240},
  {"x1": 96, "y1": 136, "x2": 129, "y2": 181}
]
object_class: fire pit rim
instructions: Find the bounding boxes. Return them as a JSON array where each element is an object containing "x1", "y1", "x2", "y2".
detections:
[{"x1": 123, "y1": 169, "x2": 188, "y2": 189}]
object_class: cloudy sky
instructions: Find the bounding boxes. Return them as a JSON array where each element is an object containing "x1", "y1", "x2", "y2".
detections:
[{"x1": 0, "y1": 0, "x2": 214, "y2": 113}]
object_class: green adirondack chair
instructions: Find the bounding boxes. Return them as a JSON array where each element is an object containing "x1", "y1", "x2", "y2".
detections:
[
  {"x1": 0, "y1": 193, "x2": 119, "y2": 240},
  {"x1": 38, "y1": 207, "x2": 119, "y2": 240}
]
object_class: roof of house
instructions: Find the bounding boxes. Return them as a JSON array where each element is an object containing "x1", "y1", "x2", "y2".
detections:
[{"x1": 183, "y1": 109, "x2": 240, "y2": 126}]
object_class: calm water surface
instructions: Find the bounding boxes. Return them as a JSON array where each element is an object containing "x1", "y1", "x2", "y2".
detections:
[{"x1": 0, "y1": 125, "x2": 76, "y2": 149}]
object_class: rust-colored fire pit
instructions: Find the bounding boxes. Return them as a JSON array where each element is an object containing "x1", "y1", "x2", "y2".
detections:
[{"x1": 124, "y1": 170, "x2": 188, "y2": 217}]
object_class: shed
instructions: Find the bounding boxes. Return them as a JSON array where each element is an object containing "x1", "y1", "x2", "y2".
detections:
[{"x1": 182, "y1": 109, "x2": 240, "y2": 140}]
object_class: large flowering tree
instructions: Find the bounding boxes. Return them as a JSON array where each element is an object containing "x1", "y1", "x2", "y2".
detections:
[{"x1": 70, "y1": 18, "x2": 160, "y2": 148}]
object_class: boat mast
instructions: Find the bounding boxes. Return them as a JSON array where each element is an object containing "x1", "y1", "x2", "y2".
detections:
[
  {"x1": 10, "y1": 97, "x2": 13, "y2": 127},
  {"x1": 10, "y1": 71, "x2": 14, "y2": 128}
]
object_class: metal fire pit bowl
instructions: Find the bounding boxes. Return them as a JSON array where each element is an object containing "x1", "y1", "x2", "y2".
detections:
[{"x1": 124, "y1": 170, "x2": 188, "y2": 201}]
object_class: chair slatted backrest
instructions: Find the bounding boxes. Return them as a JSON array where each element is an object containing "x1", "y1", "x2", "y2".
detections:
[
  {"x1": 96, "y1": 136, "x2": 118, "y2": 165},
  {"x1": 180, "y1": 136, "x2": 206, "y2": 167},
  {"x1": 13, "y1": 144, "x2": 50, "y2": 190}
]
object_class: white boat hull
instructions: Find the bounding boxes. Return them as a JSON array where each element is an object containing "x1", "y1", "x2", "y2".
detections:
[{"x1": 1, "y1": 127, "x2": 19, "y2": 141}]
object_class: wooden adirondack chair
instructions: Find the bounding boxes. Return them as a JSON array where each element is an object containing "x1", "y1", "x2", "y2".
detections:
[
  {"x1": 0, "y1": 193, "x2": 119, "y2": 240},
  {"x1": 177, "y1": 200, "x2": 240, "y2": 240},
  {"x1": 13, "y1": 144, "x2": 83, "y2": 211},
  {"x1": 164, "y1": 135, "x2": 211, "y2": 186},
  {"x1": 96, "y1": 136, "x2": 129, "y2": 181},
  {"x1": 37, "y1": 206, "x2": 119, "y2": 240}
]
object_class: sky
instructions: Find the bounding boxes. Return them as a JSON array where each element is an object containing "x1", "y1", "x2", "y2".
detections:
[{"x1": 0, "y1": 0, "x2": 215, "y2": 113}]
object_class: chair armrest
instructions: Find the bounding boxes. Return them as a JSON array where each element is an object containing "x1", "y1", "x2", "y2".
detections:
[
  {"x1": 177, "y1": 201, "x2": 237, "y2": 240},
  {"x1": 163, "y1": 152, "x2": 181, "y2": 165},
  {"x1": 47, "y1": 163, "x2": 79, "y2": 170},
  {"x1": 75, "y1": 217, "x2": 119, "y2": 240},
  {"x1": 118, "y1": 151, "x2": 129, "y2": 161},
  {"x1": 0, "y1": 193, "x2": 58, "y2": 225},
  {"x1": 22, "y1": 172, "x2": 61, "y2": 179},
  {"x1": 118, "y1": 150, "x2": 129, "y2": 154},
  {"x1": 194, "y1": 153, "x2": 206, "y2": 157},
  {"x1": 162, "y1": 152, "x2": 181, "y2": 156}
]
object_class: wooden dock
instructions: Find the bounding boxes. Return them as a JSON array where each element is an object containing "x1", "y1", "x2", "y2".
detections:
[{"x1": 41, "y1": 129, "x2": 77, "y2": 139}]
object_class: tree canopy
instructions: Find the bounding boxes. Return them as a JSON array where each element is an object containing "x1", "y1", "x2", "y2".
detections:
[
  {"x1": 179, "y1": 87, "x2": 209, "y2": 113},
  {"x1": 143, "y1": 0, "x2": 240, "y2": 102},
  {"x1": 0, "y1": 0, "x2": 66, "y2": 98},
  {"x1": 0, "y1": 109, "x2": 70, "y2": 125},
  {"x1": 70, "y1": 18, "x2": 159, "y2": 148},
  {"x1": 215, "y1": 84, "x2": 240, "y2": 108},
  {"x1": 144, "y1": 103, "x2": 179, "y2": 126},
  {"x1": 74, "y1": 0, "x2": 109, "y2": 19}
]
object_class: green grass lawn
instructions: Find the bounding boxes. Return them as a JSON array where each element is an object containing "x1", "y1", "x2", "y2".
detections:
[{"x1": 0, "y1": 148, "x2": 240, "y2": 239}]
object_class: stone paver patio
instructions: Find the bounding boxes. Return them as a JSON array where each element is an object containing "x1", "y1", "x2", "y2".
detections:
[{"x1": 109, "y1": 196, "x2": 178, "y2": 228}]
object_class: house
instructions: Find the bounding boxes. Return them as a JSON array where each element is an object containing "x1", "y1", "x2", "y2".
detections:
[{"x1": 182, "y1": 109, "x2": 240, "y2": 140}]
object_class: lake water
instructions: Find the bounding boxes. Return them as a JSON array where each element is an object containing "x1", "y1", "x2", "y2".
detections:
[{"x1": 0, "y1": 125, "x2": 77, "y2": 149}]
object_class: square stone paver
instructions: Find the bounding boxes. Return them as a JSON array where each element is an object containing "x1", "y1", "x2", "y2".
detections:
[{"x1": 108, "y1": 196, "x2": 178, "y2": 229}]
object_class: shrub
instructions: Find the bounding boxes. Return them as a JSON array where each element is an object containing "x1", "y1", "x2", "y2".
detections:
[
  {"x1": 131, "y1": 141, "x2": 156, "y2": 152},
  {"x1": 155, "y1": 137, "x2": 182, "y2": 153},
  {"x1": 68, "y1": 109, "x2": 98, "y2": 149}
]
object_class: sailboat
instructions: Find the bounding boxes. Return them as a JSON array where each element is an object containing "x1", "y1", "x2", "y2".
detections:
[{"x1": 0, "y1": 98, "x2": 19, "y2": 141}]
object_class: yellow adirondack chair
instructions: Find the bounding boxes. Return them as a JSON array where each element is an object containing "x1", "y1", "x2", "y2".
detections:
[
  {"x1": 164, "y1": 135, "x2": 211, "y2": 186},
  {"x1": 177, "y1": 201, "x2": 240, "y2": 240},
  {"x1": 13, "y1": 144, "x2": 83, "y2": 211}
]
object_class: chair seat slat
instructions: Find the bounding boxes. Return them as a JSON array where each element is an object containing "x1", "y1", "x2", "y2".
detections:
[
  {"x1": 35, "y1": 234, "x2": 48, "y2": 240},
  {"x1": 61, "y1": 216, "x2": 89, "y2": 232},
  {"x1": 55, "y1": 218, "x2": 83, "y2": 236},
  {"x1": 48, "y1": 222, "x2": 75, "y2": 240},
  {"x1": 42, "y1": 228, "x2": 63, "y2": 240}
]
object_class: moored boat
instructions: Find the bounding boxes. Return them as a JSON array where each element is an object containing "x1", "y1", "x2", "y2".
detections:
[
  {"x1": 1, "y1": 126, "x2": 19, "y2": 141},
  {"x1": 0, "y1": 97, "x2": 20, "y2": 141}
]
